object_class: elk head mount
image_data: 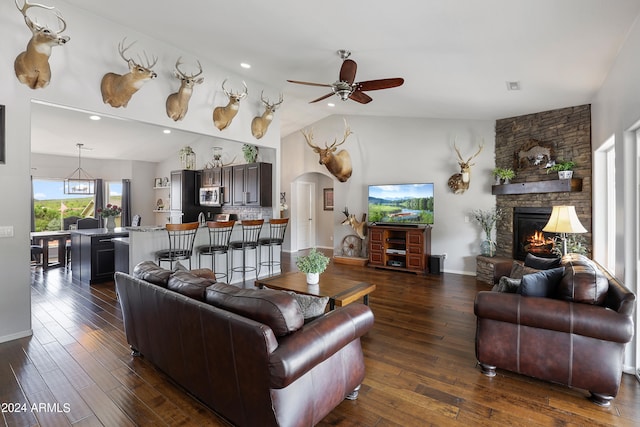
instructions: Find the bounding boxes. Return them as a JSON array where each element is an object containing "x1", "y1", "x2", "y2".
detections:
[
  {"x1": 100, "y1": 38, "x2": 158, "y2": 108},
  {"x1": 14, "y1": 0, "x2": 70, "y2": 89},
  {"x1": 166, "y1": 57, "x2": 204, "y2": 121},
  {"x1": 341, "y1": 207, "x2": 367, "y2": 240},
  {"x1": 251, "y1": 91, "x2": 283, "y2": 139},
  {"x1": 301, "y1": 121, "x2": 353, "y2": 183},
  {"x1": 213, "y1": 79, "x2": 248, "y2": 131},
  {"x1": 447, "y1": 140, "x2": 484, "y2": 195}
]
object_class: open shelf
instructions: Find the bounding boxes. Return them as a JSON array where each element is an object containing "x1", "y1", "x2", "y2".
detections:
[{"x1": 492, "y1": 178, "x2": 582, "y2": 195}]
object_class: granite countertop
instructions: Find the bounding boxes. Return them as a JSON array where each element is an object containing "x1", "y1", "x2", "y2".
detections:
[
  {"x1": 70, "y1": 228, "x2": 129, "y2": 237},
  {"x1": 124, "y1": 226, "x2": 165, "y2": 232}
]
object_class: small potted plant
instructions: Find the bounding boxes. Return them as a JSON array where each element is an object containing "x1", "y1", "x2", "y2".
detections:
[
  {"x1": 547, "y1": 160, "x2": 576, "y2": 179},
  {"x1": 492, "y1": 167, "x2": 516, "y2": 185},
  {"x1": 296, "y1": 248, "x2": 330, "y2": 285},
  {"x1": 242, "y1": 144, "x2": 259, "y2": 163}
]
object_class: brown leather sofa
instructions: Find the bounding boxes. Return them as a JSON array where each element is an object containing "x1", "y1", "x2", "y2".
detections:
[
  {"x1": 115, "y1": 262, "x2": 374, "y2": 426},
  {"x1": 474, "y1": 254, "x2": 635, "y2": 406}
]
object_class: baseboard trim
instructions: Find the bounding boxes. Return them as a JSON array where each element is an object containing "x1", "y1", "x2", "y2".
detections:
[{"x1": 0, "y1": 329, "x2": 33, "y2": 344}]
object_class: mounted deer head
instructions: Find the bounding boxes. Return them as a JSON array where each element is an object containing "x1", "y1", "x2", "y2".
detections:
[
  {"x1": 212, "y1": 79, "x2": 248, "y2": 130},
  {"x1": 447, "y1": 140, "x2": 484, "y2": 194},
  {"x1": 165, "y1": 57, "x2": 204, "y2": 121},
  {"x1": 341, "y1": 207, "x2": 367, "y2": 240},
  {"x1": 14, "y1": 0, "x2": 70, "y2": 89},
  {"x1": 301, "y1": 121, "x2": 353, "y2": 183},
  {"x1": 100, "y1": 38, "x2": 158, "y2": 108},
  {"x1": 251, "y1": 91, "x2": 283, "y2": 139}
]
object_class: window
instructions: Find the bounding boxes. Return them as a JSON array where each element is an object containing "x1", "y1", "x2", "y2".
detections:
[
  {"x1": 32, "y1": 179, "x2": 95, "y2": 231},
  {"x1": 106, "y1": 181, "x2": 123, "y2": 227},
  {"x1": 593, "y1": 137, "x2": 615, "y2": 272}
]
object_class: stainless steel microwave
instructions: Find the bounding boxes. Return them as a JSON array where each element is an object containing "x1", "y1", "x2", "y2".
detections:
[{"x1": 199, "y1": 186, "x2": 222, "y2": 207}]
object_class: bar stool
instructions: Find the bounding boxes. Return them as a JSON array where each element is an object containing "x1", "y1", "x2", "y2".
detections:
[
  {"x1": 196, "y1": 220, "x2": 235, "y2": 282},
  {"x1": 229, "y1": 219, "x2": 264, "y2": 284},
  {"x1": 258, "y1": 218, "x2": 289, "y2": 277},
  {"x1": 155, "y1": 222, "x2": 200, "y2": 270}
]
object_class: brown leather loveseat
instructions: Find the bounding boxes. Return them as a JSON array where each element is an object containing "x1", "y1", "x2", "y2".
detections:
[
  {"x1": 474, "y1": 254, "x2": 635, "y2": 406},
  {"x1": 115, "y1": 262, "x2": 374, "y2": 426}
]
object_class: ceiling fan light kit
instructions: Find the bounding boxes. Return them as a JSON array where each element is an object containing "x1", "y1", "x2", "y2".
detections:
[{"x1": 287, "y1": 49, "x2": 404, "y2": 104}]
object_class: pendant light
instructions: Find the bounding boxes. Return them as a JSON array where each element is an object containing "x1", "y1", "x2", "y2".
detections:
[{"x1": 64, "y1": 143, "x2": 95, "y2": 194}]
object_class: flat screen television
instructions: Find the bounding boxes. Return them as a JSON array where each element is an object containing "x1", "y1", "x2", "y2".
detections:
[{"x1": 368, "y1": 183, "x2": 434, "y2": 225}]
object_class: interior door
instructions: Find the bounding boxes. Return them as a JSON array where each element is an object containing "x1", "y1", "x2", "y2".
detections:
[{"x1": 296, "y1": 181, "x2": 315, "y2": 250}]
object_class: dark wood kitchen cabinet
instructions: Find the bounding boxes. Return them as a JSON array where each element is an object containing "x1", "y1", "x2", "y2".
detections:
[
  {"x1": 230, "y1": 162, "x2": 272, "y2": 207},
  {"x1": 71, "y1": 229, "x2": 129, "y2": 285},
  {"x1": 200, "y1": 168, "x2": 222, "y2": 187}
]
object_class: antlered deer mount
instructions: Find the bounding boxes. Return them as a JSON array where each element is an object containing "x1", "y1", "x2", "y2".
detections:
[
  {"x1": 301, "y1": 122, "x2": 353, "y2": 183},
  {"x1": 166, "y1": 57, "x2": 204, "y2": 121},
  {"x1": 213, "y1": 79, "x2": 248, "y2": 130},
  {"x1": 251, "y1": 91, "x2": 283, "y2": 139},
  {"x1": 341, "y1": 207, "x2": 367, "y2": 240},
  {"x1": 100, "y1": 38, "x2": 158, "y2": 108},
  {"x1": 14, "y1": 0, "x2": 70, "y2": 89},
  {"x1": 447, "y1": 140, "x2": 484, "y2": 194}
]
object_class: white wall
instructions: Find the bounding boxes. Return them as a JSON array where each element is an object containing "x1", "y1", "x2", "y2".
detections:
[
  {"x1": 0, "y1": 0, "x2": 281, "y2": 343},
  {"x1": 282, "y1": 114, "x2": 496, "y2": 274},
  {"x1": 590, "y1": 15, "x2": 640, "y2": 371}
]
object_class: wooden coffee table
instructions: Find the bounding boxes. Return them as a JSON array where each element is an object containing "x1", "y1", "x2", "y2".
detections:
[{"x1": 255, "y1": 271, "x2": 375, "y2": 310}]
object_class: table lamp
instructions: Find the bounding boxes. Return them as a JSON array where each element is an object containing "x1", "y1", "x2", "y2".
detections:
[{"x1": 542, "y1": 206, "x2": 587, "y2": 256}]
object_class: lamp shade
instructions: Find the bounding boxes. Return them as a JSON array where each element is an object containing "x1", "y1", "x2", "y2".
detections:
[{"x1": 542, "y1": 206, "x2": 587, "y2": 234}]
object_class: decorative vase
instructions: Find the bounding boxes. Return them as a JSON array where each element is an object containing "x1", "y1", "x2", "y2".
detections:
[
  {"x1": 494, "y1": 176, "x2": 501, "y2": 185},
  {"x1": 480, "y1": 239, "x2": 495, "y2": 257},
  {"x1": 306, "y1": 272, "x2": 320, "y2": 285},
  {"x1": 503, "y1": 178, "x2": 511, "y2": 185},
  {"x1": 106, "y1": 216, "x2": 116, "y2": 231}
]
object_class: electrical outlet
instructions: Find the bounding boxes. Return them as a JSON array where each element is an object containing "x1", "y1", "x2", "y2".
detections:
[
  {"x1": 0, "y1": 226, "x2": 14, "y2": 238},
  {"x1": 464, "y1": 215, "x2": 470, "y2": 223},
  {"x1": 442, "y1": 253, "x2": 447, "y2": 260}
]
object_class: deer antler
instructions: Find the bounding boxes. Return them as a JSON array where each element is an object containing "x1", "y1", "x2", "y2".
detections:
[
  {"x1": 327, "y1": 121, "x2": 353, "y2": 149},
  {"x1": 301, "y1": 128, "x2": 320, "y2": 151},
  {"x1": 467, "y1": 141, "x2": 484, "y2": 163},
  {"x1": 175, "y1": 57, "x2": 203, "y2": 79},
  {"x1": 15, "y1": 0, "x2": 66, "y2": 33},
  {"x1": 342, "y1": 207, "x2": 350, "y2": 217}
]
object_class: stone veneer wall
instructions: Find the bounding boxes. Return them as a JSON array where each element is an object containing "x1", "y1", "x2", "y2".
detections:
[{"x1": 494, "y1": 104, "x2": 592, "y2": 258}]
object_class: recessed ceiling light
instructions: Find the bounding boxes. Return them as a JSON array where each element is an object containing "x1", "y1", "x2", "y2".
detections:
[
  {"x1": 240, "y1": 62, "x2": 251, "y2": 69},
  {"x1": 89, "y1": 115, "x2": 101, "y2": 121},
  {"x1": 327, "y1": 102, "x2": 335, "y2": 107},
  {"x1": 506, "y1": 81, "x2": 521, "y2": 91},
  {"x1": 163, "y1": 129, "x2": 171, "y2": 134}
]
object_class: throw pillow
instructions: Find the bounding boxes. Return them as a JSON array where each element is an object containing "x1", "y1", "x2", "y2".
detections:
[
  {"x1": 284, "y1": 291, "x2": 329, "y2": 321},
  {"x1": 557, "y1": 257, "x2": 609, "y2": 305},
  {"x1": 132, "y1": 261, "x2": 172, "y2": 287},
  {"x1": 509, "y1": 261, "x2": 540, "y2": 280},
  {"x1": 492, "y1": 276, "x2": 521, "y2": 293},
  {"x1": 524, "y1": 253, "x2": 561, "y2": 270},
  {"x1": 167, "y1": 271, "x2": 215, "y2": 301},
  {"x1": 519, "y1": 267, "x2": 565, "y2": 298}
]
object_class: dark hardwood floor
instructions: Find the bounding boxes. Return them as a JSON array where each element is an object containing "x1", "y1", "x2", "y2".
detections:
[{"x1": 2, "y1": 253, "x2": 640, "y2": 426}]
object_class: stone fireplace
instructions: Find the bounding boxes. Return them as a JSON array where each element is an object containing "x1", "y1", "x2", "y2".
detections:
[{"x1": 493, "y1": 105, "x2": 593, "y2": 259}]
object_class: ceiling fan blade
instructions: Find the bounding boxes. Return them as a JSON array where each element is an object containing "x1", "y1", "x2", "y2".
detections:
[
  {"x1": 349, "y1": 90, "x2": 373, "y2": 104},
  {"x1": 339, "y1": 59, "x2": 357, "y2": 84},
  {"x1": 357, "y1": 78, "x2": 405, "y2": 91},
  {"x1": 309, "y1": 92, "x2": 335, "y2": 103},
  {"x1": 287, "y1": 80, "x2": 333, "y2": 88}
]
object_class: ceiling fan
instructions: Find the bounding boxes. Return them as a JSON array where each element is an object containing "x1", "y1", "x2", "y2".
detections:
[{"x1": 287, "y1": 50, "x2": 404, "y2": 104}]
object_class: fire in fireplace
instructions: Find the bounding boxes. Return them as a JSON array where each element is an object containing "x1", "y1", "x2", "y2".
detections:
[{"x1": 513, "y1": 207, "x2": 557, "y2": 260}]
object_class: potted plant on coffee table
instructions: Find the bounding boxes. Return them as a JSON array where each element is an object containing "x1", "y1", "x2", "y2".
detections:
[
  {"x1": 296, "y1": 248, "x2": 330, "y2": 285},
  {"x1": 547, "y1": 160, "x2": 576, "y2": 179}
]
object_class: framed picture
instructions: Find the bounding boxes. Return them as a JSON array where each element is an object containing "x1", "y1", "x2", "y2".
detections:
[
  {"x1": 154, "y1": 177, "x2": 162, "y2": 188},
  {"x1": 0, "y1": 105, "x2": 5, "y2": 164},
  {"x1": 323, "y1": 188, "x2": 334, "y2": 211}
]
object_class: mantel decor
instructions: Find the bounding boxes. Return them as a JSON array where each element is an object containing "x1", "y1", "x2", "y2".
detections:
[{"x1": 492, "y1": 178, "x2": 582, "y2": 195}]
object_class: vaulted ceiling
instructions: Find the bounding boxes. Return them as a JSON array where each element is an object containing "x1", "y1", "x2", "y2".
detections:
[{"x1": 31, "y1": 0, "x2": 640, "y2": 160}]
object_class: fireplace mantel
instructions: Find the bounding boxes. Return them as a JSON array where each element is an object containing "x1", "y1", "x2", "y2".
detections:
[{"x1": 492, "y1": 178, "x2": 582, "y2": 195}]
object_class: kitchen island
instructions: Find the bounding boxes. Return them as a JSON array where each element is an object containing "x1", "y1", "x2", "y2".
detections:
[
  {"x1": 71, "y1": 228, "x2": 129, "y2": 285},
  {"x1": 126, "y1": 221, "x2": 279, "y2": 284}
]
